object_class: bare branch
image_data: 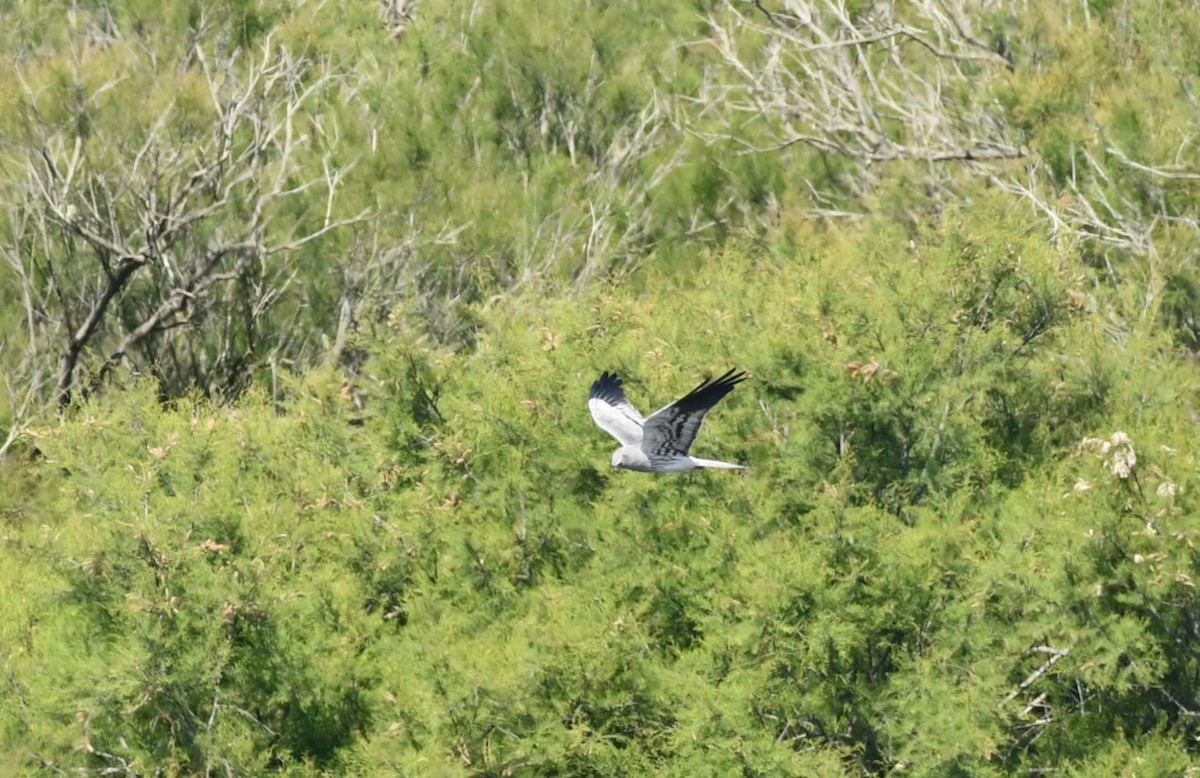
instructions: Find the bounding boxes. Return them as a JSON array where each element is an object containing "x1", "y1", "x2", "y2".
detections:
[
  {"x1": 1107, "y1": 143, "x2": 1200, "y2": 180},
  {"x1": 699, "y1": 0, "x2": 1024, "y2": 210},
  {"x1": 997, "y1": 644, "x2": 1071, "y2": 709},
  {"x1": 3, "y1": 36, "x2": 368, "y2": 413}
]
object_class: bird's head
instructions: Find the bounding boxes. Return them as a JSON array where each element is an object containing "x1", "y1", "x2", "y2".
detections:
[{"x1": 611, "y1": 449, "x2": 626, "y2": 470}]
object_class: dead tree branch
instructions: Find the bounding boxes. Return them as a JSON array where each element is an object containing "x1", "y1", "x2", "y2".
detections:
[
  {"x1": 997, "y1": 644, "x2": 1071, "y2": 710},
  {"x1": 698, "y1": 0, "x2": 1023, "y2": 201},
  {"x1": 3, "y1": 38, "x2": 368, "y2": 412}
]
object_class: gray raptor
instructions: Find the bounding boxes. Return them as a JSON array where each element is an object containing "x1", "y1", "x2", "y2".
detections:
[{"x1": 588, "y1": 369, "x2": 748, "y2": 472}]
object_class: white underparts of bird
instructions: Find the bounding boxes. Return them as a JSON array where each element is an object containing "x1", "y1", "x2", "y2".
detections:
[{"x1": 588, "y1": 368, "x2": 748, "y2": 473}]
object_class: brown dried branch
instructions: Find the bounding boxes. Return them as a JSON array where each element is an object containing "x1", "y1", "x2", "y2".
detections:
[
  {"x1": 5, "y1": 40, "x2": 368, "y2": 412},
  {"x1": 699, "y1": 0, "x2": 1024, "y2": 201}
]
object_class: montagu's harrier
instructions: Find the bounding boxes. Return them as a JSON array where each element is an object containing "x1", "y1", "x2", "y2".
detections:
[{"x1": 588, "y1": 369, "x2": 748, "y2": 472}]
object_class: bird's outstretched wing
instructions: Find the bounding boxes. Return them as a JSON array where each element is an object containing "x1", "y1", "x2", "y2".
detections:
[
  {"x1": 588, "y1": 371, "x2": 645, "y2": 446},
  {"x1": 642, "y1": 369, "x2": 747, "y2": 459}
]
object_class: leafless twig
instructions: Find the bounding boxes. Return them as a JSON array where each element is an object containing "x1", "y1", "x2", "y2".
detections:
[
  {"x1": 698, "y1": 0, "x2": 1024, "y2": 203},
  {"x1": 997, "y1": 644, "x2": 1071, "y2": 709},
  {"x1": 2, "y1": 36, "x2": 368, "y2": 413}
]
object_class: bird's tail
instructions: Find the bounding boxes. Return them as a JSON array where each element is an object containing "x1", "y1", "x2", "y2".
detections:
[{"x1": 691, "y1": 457, "x2": 747, "y2": 470}]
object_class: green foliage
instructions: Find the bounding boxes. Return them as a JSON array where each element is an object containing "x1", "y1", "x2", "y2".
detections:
[
  {"x1": 4, "y1": 201, "x2": 1200, "y2": 774},
  {"x1": 0, "y1": 0, "x2": 760, "y2": 416},
  {"x1": 3, "y1": 0, "x2": 1200, "y2": 420},
  {"x1": 3, "y1": 0, "x2": 1200, "y2": 774}
]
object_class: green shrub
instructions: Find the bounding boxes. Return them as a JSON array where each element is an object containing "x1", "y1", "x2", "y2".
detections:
[{"x1": 8, "y1": 202, "x2": 1198, "y2": 774}]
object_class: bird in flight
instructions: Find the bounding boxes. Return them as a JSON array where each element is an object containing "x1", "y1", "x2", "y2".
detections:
[{"x1": 588, "y1": 368, "x2": 748, "y2": 472}]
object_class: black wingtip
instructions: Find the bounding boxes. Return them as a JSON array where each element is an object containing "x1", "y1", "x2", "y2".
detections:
[
  {"x1": 696, "y1": 368, "x2": 748, "y2": 391},
  {"x1": 589, "y1": 371, "x2": 626, "y2": 403},
  {"x1": 673, "y1": 368, "x2": 748, "y2": 411},
  {"x1": 713, "y1": 368, "x2": 748, "y2": 387}
]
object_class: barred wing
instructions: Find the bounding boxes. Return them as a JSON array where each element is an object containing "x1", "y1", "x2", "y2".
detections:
[
  {"x1": 588, "y1": 371, "x2": 645, "y2": 446},
  {"x1": 642, "y1": 369, "x2": 747, "y2": 458}
]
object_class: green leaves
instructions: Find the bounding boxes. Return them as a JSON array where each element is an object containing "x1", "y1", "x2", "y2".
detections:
[
  {"x1": 5, "y1": 195, "x2": 1200, "y2": 774},
  {"x1": 3, "y1": 0, "x2": 1200, "y2": 774}
]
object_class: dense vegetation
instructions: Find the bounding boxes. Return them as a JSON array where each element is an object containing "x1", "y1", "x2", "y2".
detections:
[{"x1": 2, "y1": 0, "x2": 1200, "y2": 775}]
